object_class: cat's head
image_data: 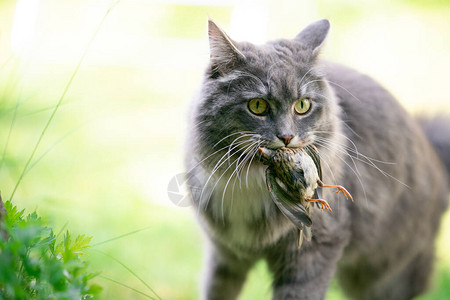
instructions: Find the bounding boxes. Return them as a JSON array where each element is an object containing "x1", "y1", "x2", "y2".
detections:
[{"x1": 193, "y1": 19, "x2": 341, "y2": 169}]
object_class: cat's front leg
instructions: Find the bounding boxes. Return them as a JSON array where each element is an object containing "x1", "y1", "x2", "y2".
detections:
[
  {"x1": 266, "y1": 231, "x2": 347, "y2": 300},
  {"x1": 202, "y1": 242, "x2": 255, "y2": 300}
]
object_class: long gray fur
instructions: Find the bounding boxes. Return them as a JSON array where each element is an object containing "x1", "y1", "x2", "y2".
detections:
[{"x1": 185, "y1": 19, "x2": 450, "y2": 300}]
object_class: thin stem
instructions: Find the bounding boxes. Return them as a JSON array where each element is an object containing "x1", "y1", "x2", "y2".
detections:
[
  {"x1": 9, "y1": 0, "x2": 121, "y2": 201},
  {"x1": 98, "y1": 275, "x2": 157, "y2": 300},
  {"x1": 91, "y1": 226, "x2": 153, "y2": 248},
  {"x1": 92, "y1": 249, "x2": 161, "y2": 300}
]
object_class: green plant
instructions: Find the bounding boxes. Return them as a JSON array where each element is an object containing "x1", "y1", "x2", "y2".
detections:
[{"x1": 0, "y1": 197, "x2": 101, "y2": 299}]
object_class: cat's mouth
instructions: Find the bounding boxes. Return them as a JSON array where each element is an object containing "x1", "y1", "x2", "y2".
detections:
[
  {"x1": 213, "y1": 135, "x2": 314, "y2": 170},
  {"x1": 262, "y1": 136, "x2": 312, "y2": 150}
]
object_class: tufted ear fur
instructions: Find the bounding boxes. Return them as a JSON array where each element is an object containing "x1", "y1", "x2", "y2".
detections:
[
  {"x1": 208, "y1": 19, "x2": 245, "y2": 77},
  {"x1": 295, "y1": 19, "x2": 330, "y2": 56}
]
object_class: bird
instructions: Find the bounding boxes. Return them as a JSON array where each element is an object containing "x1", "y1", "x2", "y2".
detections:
[{"x1": 258, "y1": 146, "x2": 352, "y2": 248}]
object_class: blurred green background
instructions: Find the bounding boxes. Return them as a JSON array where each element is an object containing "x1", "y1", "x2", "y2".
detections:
[{"x1": 0, "y1": 0, "x2": 449, "y2": 299}]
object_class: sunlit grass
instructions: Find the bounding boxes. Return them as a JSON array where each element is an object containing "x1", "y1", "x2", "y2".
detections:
[{"x1": 0, "y1": 0, "x2": 450, "y2": 299}]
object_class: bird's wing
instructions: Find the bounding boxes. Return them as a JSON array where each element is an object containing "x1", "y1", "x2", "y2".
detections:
[
  {"x1": 298, "y1": 226, "x2": 313, "y2": 249},
  {"x1": 305, "y1": 146, "x2": 322, "y2": 181},
  {"x1": 266, "y1": 168, "x2": 312, "y2": 228},
  {"x1": 303, "y1": 226, "x2": 312, "y2": 241}
]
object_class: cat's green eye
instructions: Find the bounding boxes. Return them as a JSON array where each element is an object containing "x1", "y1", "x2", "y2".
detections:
[
  {"x1": 248, "y1": 98, "x2": 268, "y2": 115},
  {"x1": 294, "y1": 98, "x2": 311, "y2": 115}
]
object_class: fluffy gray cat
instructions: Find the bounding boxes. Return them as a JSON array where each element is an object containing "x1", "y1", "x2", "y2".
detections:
[{"x1": 185, "y1": 19, "x2": 450, "y2": 300}]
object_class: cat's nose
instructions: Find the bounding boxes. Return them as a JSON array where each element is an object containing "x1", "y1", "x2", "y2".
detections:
[{"x1": 278, "y1": 135, "x2": 294, "y2": 146}]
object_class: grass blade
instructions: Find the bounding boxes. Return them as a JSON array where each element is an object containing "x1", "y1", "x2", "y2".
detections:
[
  {"x1": 98, "y1": 275, "x2": 158, "y2": 300},
  {"x1": 9, "y1": 0, "x2": 121, "y2": 201},
  {"x1": 0, "y1": 54, "x2": 14, "y2": 72},
  {"x1": 0, "y1": 93, "x2": 21, "y2": 170},
  {"x1": 24, "y1": 124, "x2": 85, "y2": 175},
  {"x1": 92, "y1": 249, "x2": 162, "y2": 300},
  {"x1": 91, "y1": 225, "x2": 153, "y2": 247}
]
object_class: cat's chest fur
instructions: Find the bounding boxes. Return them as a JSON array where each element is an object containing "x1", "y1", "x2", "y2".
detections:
[{"x1": 206, "y1": 164, "x2": 293, "y2": 250}]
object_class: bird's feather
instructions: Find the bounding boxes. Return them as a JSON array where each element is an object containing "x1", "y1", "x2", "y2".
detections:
[
  {"x1": 305, "y1": 146, "x2": 323, "y2": 208},
  {"x1": 304, "y1": 146, "x2": 322, "y2": 181},
  {"x1": 266, "y1": 169, "x2": 312, "y2": 228}
]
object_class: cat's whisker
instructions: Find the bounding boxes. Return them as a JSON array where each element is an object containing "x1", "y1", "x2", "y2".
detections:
[
  {"x1": 233, "y1": 135, "x2": 261, "y2": 182},
  {"x1": 199, "y1": 139, "x2": 255, "y2": 209},
  {"x1": 211, "y1": 140, "x2": 253, "y2": 181},
  {"x1": 227, "y1": 137, "x2": 258, "y2": 170},
  {"x1": 305, "y1": 144, "x2": 337, "y2": 184},
  {"x1": 227, "y1": 134, "x2": 259, "y2": 165},
  {"x1": 319, "y1": 139, "x2": 410, "y2": 188},
  {"x1": 326, "y1": 80, "x2": 364, "y2": 104},
  {"x1": 312, "y1": 131, "x2": 358, "y2": 154},
  {"x1": 213, "y1": 140, "x2": 259, "y2": 218},
  {"x1": 212, "y1": 131, "x2": 253, "y2": 149},
  {"x1": 307, "y1": 144, "x2": 341, "y2": 213},
  {"x1": 311, "y1": 128, "x2": 379, "y2": 173},
  {"x1": 200, "y1": 155, "x2": 240, "y2": 212},
  {"x1": 233, "y1": 70, "x2": 266, "y2": 89},
  {"x1": 236, "y1": 141, "x2": 261, "y2": 189},
  {"x1": 302, "y1": 79, "x2": 363, "y2": 104},
  {"x1": 310, "y1": 130, "x2": 360, "y2": 155},
  {"x1": 231, "y1": 140, "x2": 257, "y2": 182},
  {"x1": 314, "y1": 140, "x2": 360, "y2": 182},
  {"x1": 308, "y1": 118, "x2": 361, "y2": 140},
  {"x1": 244, "y1": 141, "x2": 263, "y2": 188},
  {"x1": 340, "y1": 121, "x2": 363, "y2": 140},
  {"x1": 201, "y1": 137, "x2": 257, "y2": 211},
  {"x1": 224, "y1": 71, "x2": 267, "y2": 98},
  {"x1": 298, "y1": 67, "x2": 318, "y2": 87},
  {"x1": 315, "y1": 136, "x2": 397, "y2": 166},
  {"x1": 225, "y1": 75, "x2": 241, "y2": 97},
  {"x1": 315, "y1": 136, "x2": 406, "y2": 187},
  {"x1": 198, "y1": 133, "x2": 260, "y2": 213},
  {"x1": 217, "y1": 134, "x2": 253, "y2": 164},
  {"x1": 221, "y1": 141, "x2": 261, "y2": 219},
  {"x1": 307, "y1": 90, "x2": 362, "y2": 138},
  {"x1": 313, "y1": 134, "x2": 357, "y2": 153},
  {"x1": 315, "y1": 135, "x2": 370, "y2": 167},
  {"x1": 314, "y1": 140, "x2": 369, "y2": 208},
  {"x1": 335, "y1": 119, "x2": 363, "y2": 140},
  {"x1": 190, "y1": 119, "x2": 209, "y2": 130},
  {"x1": 185, "y1": 142, "x2": 242, "y2": 182},
  {"x1": 301, "y1": 79, "x2": 324, "y2": 90},
  {"x1": 316, "y1": 137, "x2": 372, "y2": 178},
  {"x1": 314, "y1": 136, "x2": 362, "y2": 176},
  {"x1": 307, "y1": 91, "x2": 331, "y2": 101},
  {"x1": 230, "y1": 141, "x2": 261, "y2": 208},
  {"x1": 212, "y1": 139, "x2": 252, "y2": 174}
]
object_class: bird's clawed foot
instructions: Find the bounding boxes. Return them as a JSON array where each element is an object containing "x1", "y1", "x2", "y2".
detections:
[
  {"x1": 321, "y1": 184, "x2": 353, "y2": 202},
  {"x1": 306, "y1": 198, "x2": 333, "y2": 212}
]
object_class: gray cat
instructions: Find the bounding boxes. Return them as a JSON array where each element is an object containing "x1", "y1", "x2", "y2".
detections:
[{"x1": 185, "y1": 19, "x2": 450, "y2": 300}]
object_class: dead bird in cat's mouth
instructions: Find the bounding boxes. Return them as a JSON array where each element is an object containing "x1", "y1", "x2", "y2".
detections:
[{"x1": 258, "y1": 146, "x2": 353, "y2": 247}]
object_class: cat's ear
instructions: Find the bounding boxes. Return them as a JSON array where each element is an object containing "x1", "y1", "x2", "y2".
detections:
[
  {"x1": 295, "y1": 19, "x2": 330, "y2": 56},
  {"x1": 208, "y1": 19, "x2": 245, "y2": 76}
]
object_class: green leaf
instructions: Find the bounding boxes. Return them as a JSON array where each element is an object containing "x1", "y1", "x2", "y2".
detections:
[
  {"x1": 72, "y1": 234, "x2": 92, "y2": 255},
  {"x1": 0, "y1": 202, "x2": 101, "y2": 299},
  {"x1": 4, "y1": 200, "x2": 25, "y2": 226}
]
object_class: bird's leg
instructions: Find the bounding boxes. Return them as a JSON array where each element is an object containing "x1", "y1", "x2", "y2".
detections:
[
  {"x1": 306, "y1": 198, "x2": 333, "y2": 212},
  {"x1": 318, "y1": 180, "x2": 353, "y2": 202}
]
